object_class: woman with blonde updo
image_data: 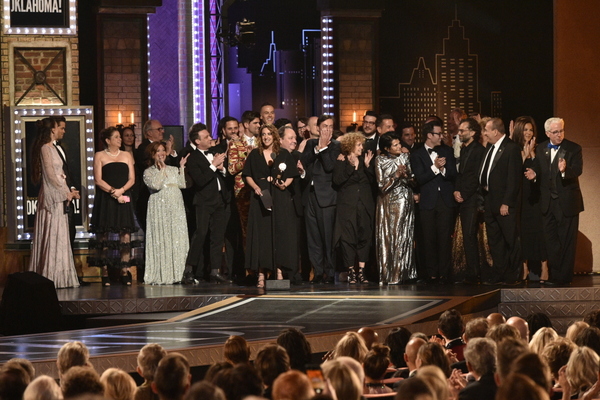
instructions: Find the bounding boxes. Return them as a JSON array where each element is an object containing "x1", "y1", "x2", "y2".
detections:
[
  {"x1": 332, "y1": 131, "x2": 375, "y2": 284},
  {"x1": 363, "y1": 344, "x2": 393, "y2": 394},
  {"x1": 332, "y1": 331, "x2": 369, "y2": 363},
  {"x1": 529, "y1": 327, "x2": 559, "y2": 355}
]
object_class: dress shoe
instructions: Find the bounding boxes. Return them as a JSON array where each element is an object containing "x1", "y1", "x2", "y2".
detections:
[
  {"x1": 210, "y1": 273, "x2": 232, "y2": 284},
  {"x1": 78, "y1": 277, "x2": 91, "y2": 286},
  {"x1": 181, "y1": 272, "x2": 198, "y2": 285}
]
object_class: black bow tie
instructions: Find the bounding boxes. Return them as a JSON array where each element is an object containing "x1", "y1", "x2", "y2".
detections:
[
  {"x1": 427, "y1": 148, "x2": 434, "y2": 154},
  {"x1": 202, "y1": 150, "x2": 210, "y2": 155},
  {"x1": 54, "y1": 140, "x2": 62, "y2": 146}
]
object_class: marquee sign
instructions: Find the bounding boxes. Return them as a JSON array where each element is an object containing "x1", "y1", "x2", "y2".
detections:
[{"x1": 3, "y1": 0, "x2": 77, "y2": 35}]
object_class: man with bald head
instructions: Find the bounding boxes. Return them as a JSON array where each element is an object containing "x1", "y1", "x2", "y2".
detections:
[
  {"x1": 358, "y1": 327, "x2": 379, "y2": 350},
  {"x1": 487, "y1": 313, "x2": 506, "y2": 327},
  {"x1": 506, "y1": 316, "x2": 530, "y2": 342},
  {"x1": 404, "y1": 337, "x2": 427, "y2": 377}
]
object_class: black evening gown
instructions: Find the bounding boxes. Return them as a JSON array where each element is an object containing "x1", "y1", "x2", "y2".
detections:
[
  {"x1": 242, "y1": 148, "x2": 299, "y2": 272},
  {"x1": 90, "y1": 162, "x2": 137, "y2": 233},
  {"x1": 521, "y1": 158, "x2": 547, "y2": 265}
]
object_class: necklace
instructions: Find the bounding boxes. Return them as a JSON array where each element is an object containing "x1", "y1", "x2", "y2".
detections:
[{"x1": 105, "y1": 148, "x2": 120, "y2": 157}]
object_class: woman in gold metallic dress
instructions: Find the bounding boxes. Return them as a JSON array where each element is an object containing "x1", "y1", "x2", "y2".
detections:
[{"x1": 375, "y1": 133, "x2": 417, "y2": 285}]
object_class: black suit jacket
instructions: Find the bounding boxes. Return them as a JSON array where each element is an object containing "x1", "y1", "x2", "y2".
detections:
[
  {"x1": 301, "y1": 139, "x2": 340, "y2": 207},
  {"x1": 55, "y1": 142, "x2": 79, "y2": 191},
  {"x1": 532, "y1": 139, "x2": 584, "y2": 217},
  {"x1": 364, "y1": 135, "x2": 379, "y2": 154},
  {"x1": 458, "y1": 373, "x2": 497, "y2": 400},
  {"x1": 455, "y1": 140, "x2": 486, "y2": 202},
  {"x1": 411, "y1": 144, "x2": 457, "y2": 210},
  {"x1": 187, "y1": 148, "x2": 230, "y2": 206},
  {"x1": 290, "y1": 150, "x2": 305, "y2": 217},
  {"x1": 479, "y1": 136, "x2": 522, "y2": 212}
]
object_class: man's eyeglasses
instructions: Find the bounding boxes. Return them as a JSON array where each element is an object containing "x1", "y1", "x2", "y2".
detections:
[{"x1": 548, "y1": 129, "x2": 564, "y2": 135}]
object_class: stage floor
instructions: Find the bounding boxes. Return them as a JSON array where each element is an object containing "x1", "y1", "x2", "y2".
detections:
[{"x1": 1, "y1": 274, "x2": 596, "y2": 377}]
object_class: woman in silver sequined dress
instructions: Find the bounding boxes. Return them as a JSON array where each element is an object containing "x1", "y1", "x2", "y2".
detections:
[
  {"x1": 375, "y1": 133, "x2": 417, "y2": 284},
  {"x1": 143, "y1": 142, "x2": 189, "y2": 284}
]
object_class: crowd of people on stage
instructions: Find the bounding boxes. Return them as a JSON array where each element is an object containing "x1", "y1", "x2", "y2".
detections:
[
  {"x1": 27, "y1": 105, "x2": 584, "y2": 288},
  {"x1": 4, "y1": 309, "x2": 600, "y2": 400}
]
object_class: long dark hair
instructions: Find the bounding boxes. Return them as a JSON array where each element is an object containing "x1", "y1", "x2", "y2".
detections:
[{"x1": 30, "y1": 118, "x2": 56, "y2": 185}]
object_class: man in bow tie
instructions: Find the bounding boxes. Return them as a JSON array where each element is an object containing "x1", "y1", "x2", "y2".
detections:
[{"x1": 525, "y1": 117, "x2": 583, "y2": 285}]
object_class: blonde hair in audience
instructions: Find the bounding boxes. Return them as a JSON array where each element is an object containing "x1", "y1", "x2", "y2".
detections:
[
  {"x1": 57, "y1": 341, "x2": 91, "y2": 377},
  {"x1": 566, "y1": 321, "x2": 589, "y2": 342},
  {"x1": 137, "y1": 343, "x2": 167, "y2": 382},
  {"x1": 416, "y1": 365, "x2": 449, "y2": 400},
  {"x1": 321, "y1": 359, "x2": 362, "y2": 400},
  {"x1": 332, "y1": 331, "x2": 368, "y2": 363},
  {"x1": 23, "y1": 375, "x2": 62, "y2": 400},
  {"x1": 566, "y1": 346, "x2": 600, "y2": 395},
  {"x1": 100, "y1": 368, "x2": 137, "y2": 400},
  {"x1": 529, "y1": 327, "x2": 558, "y2": 355}
]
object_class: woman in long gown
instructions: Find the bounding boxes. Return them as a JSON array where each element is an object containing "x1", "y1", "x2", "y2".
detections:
[
  {"x1": 375, "y1": 133, "x2": 417, "y2": 285},
  {"x1": 513, "y1": 116, "x2": 548, "y2": 282},
  {"x1": 242, "y1": 124, "x2": 298, "y2": 288},
  {"x1": 333, "y1": 132, "x2": 375, "y2": 284},
  {"x1": 29, "y1": 118, "x2": 80, "y2": 288},
  {"x1": 89, "y1": 127, "x2": 137, "y2": 286},
  {"x1": 143, "y1": 142, "x2": 189, "y2": 284}
]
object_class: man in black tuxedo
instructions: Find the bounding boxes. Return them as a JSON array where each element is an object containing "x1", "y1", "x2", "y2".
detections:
[
  {"x1": 479, "y1": 118, "x2": 522, "y2": 284},
  {"x1": 134, "y1": 119, "x2": 178, "y2": 231},
  {"x1": 410, "y1": 120, "x2": 457, "y2": 283},
  {"x1": 364, "y1": 113, "x2": 394, "y2": 154},
  {"x1": 183, "y1": 124, "x2": 230, "y2": 284},
  {"x1": 400, "y1": 123, "x2": 419, "y2": 153},
  {"x1": 454, "y1": 118, "x2": 486, "y2": 283},
  {"x1": 301, "y1": 115, "x2": 340, "y2": 283},
  {"x1": 525, "y1": 117, "x2": 583, "y2": 285},
  {"x1": 53, "y1": 116, "x2": 86, "y2": 285}
]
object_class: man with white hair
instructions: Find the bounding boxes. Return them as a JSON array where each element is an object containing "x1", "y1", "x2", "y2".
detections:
[{"x1": 525, "y1": 117, "x2": 583, "y2": 285}]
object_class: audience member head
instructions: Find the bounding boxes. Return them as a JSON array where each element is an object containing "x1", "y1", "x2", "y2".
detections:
[
  {"x1": 363, "y1": 344, "x2": 391, "y2": 381},
  {"x1": 506, "y1": 316, "x2": 530, "y2": 342},
  {"x1": 321, "y1": 359, "x2": 362, "y2": 400},
  {"x1": 511, "y1": 353, "x2": 552, "y2": 394},
  {"x1": 384, "y1": 327, "x2": 412, "y2": 368},
  {"x1": 260, "y1": 103, "x2": 276, "y2": 125},
  {"x1": 3, "y1": 359, "x2": 35, "y2": 382},
  {"x1": 410, "y1": 332, "x2": 429, "y2": 342},
  {"x1": 183, "y1": 381, "x2": 226, "y2": 400},
  {"x1": 204, "y1": 362, "x2": 233, "y2": 384},
  {"x1": 486, "y1": 313, "x2": 506, "y2": 328},
  {"x1": 218, "y1": 364, "x2": 263, "y2": 400},
  {"x1": 332, "y1": 331, "x2": 369, "y2": 363},
  {"x1": 100, "y1": 368, "x2": 137, "y2": 400},
  {"x1": 416, "y1": 342, "x2": 450, "y2": 378},
  {"x1": 529, "y1": 327, "x2": 558, "y2": 355},
  {"x1": 188, "y1": 122, "x2": 207, "y2": 145},
  {"x1": 574, "y1": 326, "x2": 600, "y2": 356},
  {"x1": 357, "y1": 327, "x2": 379, "y2": 350},
  {"x1": 463, "y1": 318, "x2": 489, "y2": 342},
  {"x1": 566, "y1": 346, "x2": 600, "y2": 396},
  {"x1": 566, "y1": 321, "x2": 589, "y2": 342},
  {"x1": 486, "y1": 323, "x2": 521, "y2": 344},
  {"x1": 152, "y1": 353, "x2": 191, "y2": 400},
  {"x1": 274, "y1": 118, "x2": 292, "y2": 129},
  {"x1": 438, "y1": 309, "x2": 464, "y2": 340},
  {"x1": 378, "y1": 132, "x2": 403, "y2": 156},
  {"x1": 496, "y1": 337, "x2": 530, "y2": 383},
  {"x1": 334, "y1": 356, "x2": 365, "y2": 384},
  {"x1": 57, "y1": 341, "x2": 91, "y2": 377},
  {"x1": 272, "y1": 370, "x2": 315, "y2": 400},
  {"x1": 416, "y1": 365, "x2": 449, "y2": 400},
  {"x1": 0, "y1": 363, "x2": 30, "y2": 400},
  {"x1": 463, "y1": 337, "x2": 496, "y2": 379},
  {"x1": 23, "y1": 375, "x2": 61, "y2": 400},
  {"x1": 276, "y1": 328, "x2": 312, "y2": 372},
  {"x1": 223, "y1": 335, "x2": 250, "y2": 365},
  {"x1": 376, "y1": 114, "x2": 395, "y2": 135},
  {"x1": 254, "y1": 344, "x2": 290, "y2": 388},
  {"x1": 146, "y1": 139, "x2": 167, "y2": 167},
  {"x1": 61, "y1": 366, "x2": 104, "y2": 399},
  {"x1": 541, "y1": 337, "x2": 576, "y2": 380},
  {"x1": 137, "y1": 343, "x2": 167, "y2": 383},
  {"x1": 393, "y1": 376, "x2": 435, "y2": 400},
  {"x1": 526, "y1": 313, "x2": 553, "y2": 340},
  {"x1": 512, "y1": 116, "x2": 538, "y2": 148},
  {"x1": 339, "y1": 131, "x2": 366, "y2": 156},
  {"x1": 404, "y1": 337, "x2": 427, "y2": 372},
  {"x1": 496, "y1": 373, "x2": 550, "y2": 400},
  {"x1": 258, "y1": 124, "x2": 281, "y2": 154},
  {"x1": 583, "y1": 309, "x2": 600, "y2": 329}
]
